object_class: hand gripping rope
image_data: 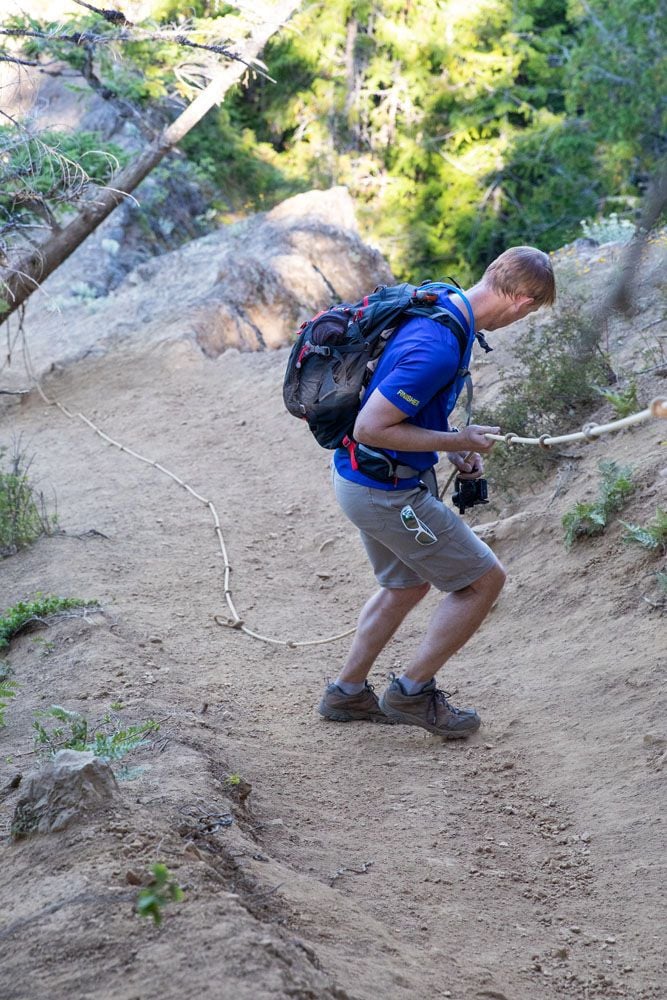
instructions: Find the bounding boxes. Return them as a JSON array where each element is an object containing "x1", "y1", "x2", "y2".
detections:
[{"x1": 15, "y1": 328, "x2": 667, "y2": 649}]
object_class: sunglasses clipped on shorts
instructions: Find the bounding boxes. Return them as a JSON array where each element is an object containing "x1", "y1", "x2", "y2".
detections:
[{"x1": 400, "y1": 505, "x2": 437, "y2": 545}]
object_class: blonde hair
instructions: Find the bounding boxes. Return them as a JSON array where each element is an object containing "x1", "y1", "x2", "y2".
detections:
[{"x1": 484, "y1": 246, "x2": 556, "y2": 306}]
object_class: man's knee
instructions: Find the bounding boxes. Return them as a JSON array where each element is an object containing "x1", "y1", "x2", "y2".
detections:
[
  {"x1": 480, "y1": 560, "x2": 506, "y2": 598},
  {"x1": 383, "y1": 582, "x2": 430, "y2": 609},
  {"x1": 465, "y1": 560, "x2": 506, "y2": 600}
]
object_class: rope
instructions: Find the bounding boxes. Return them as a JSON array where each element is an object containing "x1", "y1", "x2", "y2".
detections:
[
  {"x1": 19, "y1": 332, "x2": 355, "y2": 649},
  {"x1": 483, "y1": 398, "x2": 666, "y2": 448},
  {"x1": 14, "y1": 323, "x2": 667, "y2": 649}
]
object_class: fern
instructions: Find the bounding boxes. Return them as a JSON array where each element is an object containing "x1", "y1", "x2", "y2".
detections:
[
  {"x1": 621, "y1": 508, "x2": 667, "y2": 552},
  {"x1": 563, "y1": 461, "x2": 635, "y2": 548},
  {"x1": 595, "y1": 382, "x2": 639, "y2": 419},
  {"x1": 33, "y1": 705, "x2": 159, "y2": 760}
]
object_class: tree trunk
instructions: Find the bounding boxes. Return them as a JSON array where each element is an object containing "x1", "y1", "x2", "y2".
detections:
[
  {"x1": 607, "y1": 162, "x2": 667, "y2": 315},
  {"x1": 0, "y1": 1, "x2": 300, "y2": 323}
]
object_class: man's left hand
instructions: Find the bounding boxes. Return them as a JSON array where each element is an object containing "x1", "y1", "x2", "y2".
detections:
[{"x1": 447, "y1": 451, "x2": 484, "y2": 479}]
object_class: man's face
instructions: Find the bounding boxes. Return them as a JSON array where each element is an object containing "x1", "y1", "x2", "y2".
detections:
[{"x1": 484, "y1": 296, "x2": 540, "y2": 331}]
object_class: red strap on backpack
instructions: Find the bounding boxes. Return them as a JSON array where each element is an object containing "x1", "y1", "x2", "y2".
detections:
[{"x1": 342, "y1": 435, "x2": 359, "y2": 471}]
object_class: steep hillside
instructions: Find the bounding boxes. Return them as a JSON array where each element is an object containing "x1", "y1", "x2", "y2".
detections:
[{"x1": 0, "y1": 226, "x2": 665, "y2": 1000}]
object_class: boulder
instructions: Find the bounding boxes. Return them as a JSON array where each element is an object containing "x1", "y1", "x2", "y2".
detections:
[
  {"x1": 11, "y1": 750, "x2": 118, "y2": 839},
  {"x1": 18, "y1": 187, "x2": 393, "y2": 374}
]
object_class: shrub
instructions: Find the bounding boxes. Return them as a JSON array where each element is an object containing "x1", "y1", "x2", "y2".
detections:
[
  {"x1": 579, "y1": 213, "x2": 636, "y2": 245},
  {"x1": 562, "y1": 460, "x2": 635, "y2": 548},
  {"x1": 0, "y1": 444, "x2": 58, "y2": 556},
  {"x1": 473, "y1": 306, "x2": 615, "y2": 491},
  {"x1": 0, "y1": 677, "x2": 17, "y2": 727},
  {"x1": 0, "y1": 595, "x2": 100, "y2": 651}
]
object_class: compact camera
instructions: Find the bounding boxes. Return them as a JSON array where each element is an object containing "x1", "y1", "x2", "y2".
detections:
[{"x1": 452, "y1": 476, "x2": 489, "y2": 515}]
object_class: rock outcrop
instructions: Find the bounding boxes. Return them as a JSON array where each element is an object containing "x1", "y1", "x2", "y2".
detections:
[{"x1": 16, "y1": 187, "x2": 392, "y2": 376}]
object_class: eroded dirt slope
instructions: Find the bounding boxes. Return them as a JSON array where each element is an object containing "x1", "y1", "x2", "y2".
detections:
[{"x1": 0, "y1": 318, "x2": 664, "y2": 1000}]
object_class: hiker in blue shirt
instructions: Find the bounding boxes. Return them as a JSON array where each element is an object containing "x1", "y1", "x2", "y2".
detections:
[{"x1": 319, "y1": 246, "x2": 556, "y2": 737}]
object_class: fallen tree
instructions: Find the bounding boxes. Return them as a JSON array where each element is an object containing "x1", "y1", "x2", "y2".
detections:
[{"x1": 0, "y1": 0, "x2": 300, "y2": 324}]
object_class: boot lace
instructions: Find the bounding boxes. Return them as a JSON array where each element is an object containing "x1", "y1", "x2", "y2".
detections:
[{"x1": 429, "y1": 686, "x2": 463, "y2": 726}]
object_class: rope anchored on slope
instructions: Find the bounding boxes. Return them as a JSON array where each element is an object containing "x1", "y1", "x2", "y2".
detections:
[
  {"x1": 483, "y1": 397, "x2": 667, "y2": 448},
  {"x1": 15, "y1": 321, "x2": 667, "y2": 650}
]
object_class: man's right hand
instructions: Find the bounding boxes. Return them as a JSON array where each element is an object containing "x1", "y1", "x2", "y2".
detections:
[{"x1": 455, "y1": 425, "x2": 500, "y2": 453}]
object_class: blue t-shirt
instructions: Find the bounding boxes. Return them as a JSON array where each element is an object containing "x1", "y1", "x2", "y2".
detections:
[{"x1": 333, "y1": 293, "x2": 472, "y2": 490}]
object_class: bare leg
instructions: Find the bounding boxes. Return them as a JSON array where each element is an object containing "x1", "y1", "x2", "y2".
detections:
[
  {"x1": 402, "y1": 562, "x2": 506, "y2": 684},
  {"x1": 337, "y1": 582, "x2": 431, "y2": 684}
]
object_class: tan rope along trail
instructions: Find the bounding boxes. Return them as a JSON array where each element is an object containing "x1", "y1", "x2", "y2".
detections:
[
  {"x1": 21, "y1": 331, "x2": 354, "y2": 648},
  {"x1": 484, "y1": 398, "x2": 667, "y2": 448},
  {"x1": 19, "y1": 329, "x2": 667, "y2": 649}
]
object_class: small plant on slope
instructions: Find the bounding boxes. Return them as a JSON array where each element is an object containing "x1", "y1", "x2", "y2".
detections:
[
  {"x1": 0, "y1": 443, "x2": 58, "y2": 556},
  {"x1": 0, "y1": 595, "x2": 100, "y2": 651},
  {"x1": 562, "y1": 461, "x2": 635, "y2": 548},
  {"x1": 594, "y1": 381, "x2": 640, "y2": 419},
  {"x1": 0, "y1": 678, "x2": 17, "y2": 727},
  {"x1": 620, "y1": 508, "x2": 667, "y2": 553},
  {"x1": 33, "y1": 706, "x2": 159, "y2": 761},
  {"x1": 136, "y1": 863, "x2": 184, "y2": 926}
]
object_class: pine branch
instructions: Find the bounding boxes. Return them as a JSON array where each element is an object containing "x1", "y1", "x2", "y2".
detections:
[
  {"x1": 0, "y1": 22, "x2": 275, "y2": 81},
  {"x1": 73, "y1": 0, "x2": 133, "y2": 27}
]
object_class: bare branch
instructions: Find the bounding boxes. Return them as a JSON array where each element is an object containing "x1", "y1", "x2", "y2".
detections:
[
  {"x1": 0, "y1": 21, "x2": 276, "y2": 82},
  {"x1": 0, "y1": 54, "x2": 40, "y2": 67},
  {"x1": 72, "y1": 0, "x2": 133, "y2": 27}
]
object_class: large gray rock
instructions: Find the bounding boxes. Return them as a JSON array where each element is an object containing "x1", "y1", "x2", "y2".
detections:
[
  {"x1": 17, "y1": 186, "x2": 392, "y2": 374},
  {"x1": 11, "y1": 750, "x2": 118, "y2": 839}
]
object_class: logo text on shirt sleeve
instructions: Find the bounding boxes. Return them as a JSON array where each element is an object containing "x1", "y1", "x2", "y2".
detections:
[{"x1": 397, "y1": 389, "x2": 420, "y2": 407}]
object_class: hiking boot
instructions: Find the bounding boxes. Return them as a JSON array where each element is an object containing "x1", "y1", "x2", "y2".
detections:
[
  {"x1": 318, "y1": 681, "x2": 394, "y2": 724},
  {"x1": 379, "y1": 674, "x2": 481, "y2": 739}
]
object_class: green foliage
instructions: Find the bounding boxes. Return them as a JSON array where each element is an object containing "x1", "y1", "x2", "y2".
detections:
[
  {"x1": 0, "y1": 677, "x2": 17, "y2": 727},
  {"x1": 566, "y1": 0, "x2": 667, "y2": 171},
  {"x1": 0, "y1": 595, "x2": 99, "y2": 651},
  {"x1": 0, "y1": 446, "x2": 58, "y2": 556},
  {"x1": 594, "y1": 381, "x2": 640, "y2": 419},
  {"x1": 474, "y1": 307, "x2": 613, "y2": 488},
  {"x1": 562, "y1": 460, "x2": 635, "y2": 547},
  {"x1": 136, "y1": 863, "x2": 184, "y2": 926},
  {"x1": 0, "y1": 126, "x2": 127, "y2": 227},
  {"x1": 620, "y1": 508, "x2": 667, "y2": 553},
  {"x1": 32, "y1": 705, "x2": 159, "y2": 760},
  {"x1": 178, "y1": 0, "x2": 655, "y2": 280},
  {"x1": 2, "y1": 0, "x2": 662, "y2": 282},
  {"x1": 657, "y1": 570, "x2": 667, "y2": 595}
]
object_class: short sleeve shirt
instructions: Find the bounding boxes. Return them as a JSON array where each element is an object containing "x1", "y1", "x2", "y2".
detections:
[{"x1": 333, "y1": 296, "x2": 469, "y2": 490}]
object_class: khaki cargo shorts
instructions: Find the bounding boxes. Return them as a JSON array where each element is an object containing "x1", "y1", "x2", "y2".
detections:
[{"x1": 332, "y1": 466, "x2": 497, "y2": 592}]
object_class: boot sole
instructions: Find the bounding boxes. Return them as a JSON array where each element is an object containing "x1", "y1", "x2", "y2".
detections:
[
  {"x1": 378, "y1": 698, "x2": 480, "y2": 739},
  {"x1": 318, "y1": 705, "x2": 395, "y2": 724}
]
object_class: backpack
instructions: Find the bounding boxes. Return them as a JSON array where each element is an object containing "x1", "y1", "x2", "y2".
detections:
[{"x1": 282, "y1": 281, "x2": 476, "y2": 450}]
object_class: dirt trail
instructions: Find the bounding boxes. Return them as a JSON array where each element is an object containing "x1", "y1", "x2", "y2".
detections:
[{"x1": 0, "y1": 341, "x2": 664, "y2": 1000}]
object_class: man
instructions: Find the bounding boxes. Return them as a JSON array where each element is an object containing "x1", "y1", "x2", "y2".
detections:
[{"x1": 318, "y1": 246, "x2": 556, "y2": 737}]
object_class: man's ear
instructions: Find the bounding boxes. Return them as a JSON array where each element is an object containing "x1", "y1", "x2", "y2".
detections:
[{"x1": 512, "y1": 295, "x2": 536, "y2": 318}]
